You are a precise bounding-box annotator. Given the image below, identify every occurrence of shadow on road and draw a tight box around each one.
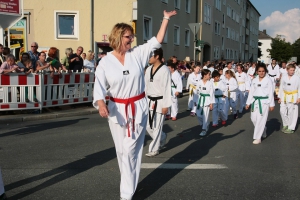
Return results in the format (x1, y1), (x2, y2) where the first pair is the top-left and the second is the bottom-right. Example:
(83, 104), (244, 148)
(133, 129), (243, 199)
(5, 147), (116, 199)
(0, 118), (89, 138)
(266, 118), (281, 137)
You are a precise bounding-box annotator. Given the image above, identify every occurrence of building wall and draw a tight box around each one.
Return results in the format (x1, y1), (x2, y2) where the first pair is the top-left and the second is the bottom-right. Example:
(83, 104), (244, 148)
(258, 39), (272, 64)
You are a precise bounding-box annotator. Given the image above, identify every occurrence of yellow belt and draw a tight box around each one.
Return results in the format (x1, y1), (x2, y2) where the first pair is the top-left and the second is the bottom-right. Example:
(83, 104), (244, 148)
(238, 82), (245, 85)
(284, 90), (298, 103)
(189, 84), (197, 96)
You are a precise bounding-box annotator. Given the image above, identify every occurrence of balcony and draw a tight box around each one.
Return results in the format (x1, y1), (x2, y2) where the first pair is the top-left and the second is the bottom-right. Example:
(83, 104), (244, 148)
(246, 12), (249, 19)
(246, 28), (249, 35)
(245, 44), (249, 51)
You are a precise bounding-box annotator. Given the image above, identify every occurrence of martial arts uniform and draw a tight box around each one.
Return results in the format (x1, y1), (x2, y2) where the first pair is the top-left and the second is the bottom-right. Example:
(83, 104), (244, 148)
(278, 74), (300, 131)
(93, 37), (161, 200)
(247, 66), (256, 80)
(267, 64), (280, 87)
(246, 76), (274, 140)
(186, 72), (201, 112)
(145, 64), (172, 154)
(194, 80), (215, 132)
(169, 70), (182, 119)
(219, 74), (226, 83)
(212, 80), (227, 125)
(279, 68), (287, 77)
(236, 72), (251, 113)
(224, 77), (238, 115)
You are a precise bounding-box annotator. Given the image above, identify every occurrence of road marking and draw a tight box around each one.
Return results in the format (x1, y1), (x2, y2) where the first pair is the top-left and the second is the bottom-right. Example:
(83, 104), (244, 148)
(141, 163), (228, 169)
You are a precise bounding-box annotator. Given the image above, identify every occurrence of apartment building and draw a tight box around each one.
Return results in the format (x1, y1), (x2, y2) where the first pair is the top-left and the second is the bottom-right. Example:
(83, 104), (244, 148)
(198, 0), (260, 62)
(2, 0), (197, 60)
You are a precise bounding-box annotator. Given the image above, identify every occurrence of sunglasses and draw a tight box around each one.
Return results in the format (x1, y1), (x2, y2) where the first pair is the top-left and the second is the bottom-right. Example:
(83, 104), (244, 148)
(123, 35), (134, 40)
(31, 46), (37, 47)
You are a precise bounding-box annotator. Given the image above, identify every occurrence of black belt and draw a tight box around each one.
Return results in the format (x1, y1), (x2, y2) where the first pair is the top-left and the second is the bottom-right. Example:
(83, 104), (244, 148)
(269, 74), (276, 77)
(148, 96), (163, 129)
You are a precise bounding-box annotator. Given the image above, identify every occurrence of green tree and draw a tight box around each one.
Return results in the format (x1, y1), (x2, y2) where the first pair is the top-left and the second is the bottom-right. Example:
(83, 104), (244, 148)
(292, 37), (300, 63)
(267, 35), (293, 62)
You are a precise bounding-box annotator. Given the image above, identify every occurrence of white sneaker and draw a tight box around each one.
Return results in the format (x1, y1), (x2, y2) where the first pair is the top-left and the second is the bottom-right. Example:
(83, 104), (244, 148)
(145, 151), (159, 157)
(120, 198), (129, 200)
(199, 130), (207, 137)
(253, 139), (261, 144)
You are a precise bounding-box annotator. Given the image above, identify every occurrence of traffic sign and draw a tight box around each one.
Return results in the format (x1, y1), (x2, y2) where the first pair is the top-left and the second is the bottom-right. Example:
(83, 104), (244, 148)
(188, 23), (202, 35)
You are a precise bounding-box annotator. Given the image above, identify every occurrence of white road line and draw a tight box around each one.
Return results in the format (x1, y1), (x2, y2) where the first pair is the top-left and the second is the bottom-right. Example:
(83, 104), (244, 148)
(141, 163), (228, 169)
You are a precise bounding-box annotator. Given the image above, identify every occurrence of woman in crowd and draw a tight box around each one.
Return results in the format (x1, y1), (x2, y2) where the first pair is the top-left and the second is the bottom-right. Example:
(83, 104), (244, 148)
(61, 48), (73, 72)
(36, 51), (52, 73)
(46, 47), (62, 78)
(83, 50), (96, 72)
(225, 70), (239, 119)
(17, 52), (30, 69)
(93, 10), (177, 200)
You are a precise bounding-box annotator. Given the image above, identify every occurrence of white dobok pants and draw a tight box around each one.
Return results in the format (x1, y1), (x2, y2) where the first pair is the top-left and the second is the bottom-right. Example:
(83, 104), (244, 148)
(280, 103), (298, 130)
(225, 94), (237, 115)
(146, 111), (167, 153)
(196, 106), (210, 131)
(238, 90), (248, 113)
(250, 103), (269, 140)
(108, 116), (146, 200)
(212, 98), (227, 125)
(169, 96), (178, 118)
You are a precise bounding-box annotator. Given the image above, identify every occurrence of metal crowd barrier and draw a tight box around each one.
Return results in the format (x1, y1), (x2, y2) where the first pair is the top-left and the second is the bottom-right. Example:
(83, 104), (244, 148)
(0, 72), (94, 113)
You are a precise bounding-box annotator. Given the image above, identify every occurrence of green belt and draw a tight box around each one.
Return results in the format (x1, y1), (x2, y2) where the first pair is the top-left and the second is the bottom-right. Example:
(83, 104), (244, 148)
(197, 93), (210, 115)
(252, 96), (268, 115)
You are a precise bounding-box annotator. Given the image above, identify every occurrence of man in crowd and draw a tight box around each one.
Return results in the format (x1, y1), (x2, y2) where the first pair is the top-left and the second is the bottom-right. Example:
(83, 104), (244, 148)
(69, 46), (84, 72)
(96, 51), (107, 66)
(28, 42), (39, 71)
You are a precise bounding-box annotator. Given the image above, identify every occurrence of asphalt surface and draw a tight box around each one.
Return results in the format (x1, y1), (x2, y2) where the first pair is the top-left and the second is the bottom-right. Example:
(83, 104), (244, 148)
(0, 95), (299, 200)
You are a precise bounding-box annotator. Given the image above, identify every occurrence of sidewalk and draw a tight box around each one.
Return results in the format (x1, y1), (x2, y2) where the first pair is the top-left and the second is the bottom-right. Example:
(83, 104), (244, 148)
(0, 103), (98, 124)
(0, 92), (189, 124)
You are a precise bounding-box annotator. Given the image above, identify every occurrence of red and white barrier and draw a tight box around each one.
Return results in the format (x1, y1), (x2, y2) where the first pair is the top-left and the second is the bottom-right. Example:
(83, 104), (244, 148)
(0, 72), (94, 112)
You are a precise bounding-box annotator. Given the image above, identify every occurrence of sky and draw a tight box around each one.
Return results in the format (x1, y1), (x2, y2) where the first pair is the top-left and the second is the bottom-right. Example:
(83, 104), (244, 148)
(250, 0), (300, 43)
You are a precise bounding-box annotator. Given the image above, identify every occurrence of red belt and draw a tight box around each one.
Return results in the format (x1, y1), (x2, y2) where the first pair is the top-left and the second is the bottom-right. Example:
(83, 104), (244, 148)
(109, 92), (145, 137)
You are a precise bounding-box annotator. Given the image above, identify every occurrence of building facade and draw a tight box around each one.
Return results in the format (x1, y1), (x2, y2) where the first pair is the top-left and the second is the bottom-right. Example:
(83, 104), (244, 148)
(6, 0), (197, 60)
(198, 0), (260, 63)
(258, 30), (272, 64)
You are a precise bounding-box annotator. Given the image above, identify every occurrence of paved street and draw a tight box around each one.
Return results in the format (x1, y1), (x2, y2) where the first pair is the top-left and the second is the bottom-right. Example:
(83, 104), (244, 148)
(0, 95), (300, 200)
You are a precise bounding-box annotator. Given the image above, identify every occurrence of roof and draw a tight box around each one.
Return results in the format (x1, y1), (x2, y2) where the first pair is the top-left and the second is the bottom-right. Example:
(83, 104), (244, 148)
(248, 0), (261, 16)
(258, 30), (272, 40)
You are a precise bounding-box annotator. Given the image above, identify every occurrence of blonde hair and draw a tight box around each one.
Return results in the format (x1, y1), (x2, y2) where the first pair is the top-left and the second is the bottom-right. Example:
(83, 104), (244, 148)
(225, 70), (236, 79)
(287, 63), (295, 69)
(86, 51), (94, 61)
(109, 23), (134, 51)
(65, 48), (73, 56)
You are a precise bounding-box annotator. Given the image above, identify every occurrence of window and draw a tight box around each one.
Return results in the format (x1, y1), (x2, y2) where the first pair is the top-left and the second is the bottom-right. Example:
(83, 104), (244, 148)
(55, 11), (79, 39)
(236, 14), (239, 23)
(242, 19), (245, 27)
(227, 6), (231, 17)
(226, 27), (230, 38)
(222, 37), (224, 50)
(223, 0), (226, 5)
(185, 0), (191, 13)
(161, 0), (168, 3)
(143, 16), (152, 40)
(214, 46), (220, 59)
(204, 3), (211, 24)
(185, 29), (190, 46)
(237, 0), (241, 4)
(222, 14), (225, 27)
(230, 49), (233, 59)
(174, 25), (180, 45)
(215, 0), (221, 11)
(214, 21), (220, 35)
(232, 10), (235, 20)
(174, 0), (180, 9)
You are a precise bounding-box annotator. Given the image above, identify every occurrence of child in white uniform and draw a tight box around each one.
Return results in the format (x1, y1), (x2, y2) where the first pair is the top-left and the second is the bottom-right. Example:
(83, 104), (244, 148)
(235, 64), (250, 113)
(194, 69), (215, 136)
(278, 64), (300, 134)
(247, 62), (256, 80)
(211, 71), (227, 126)
(246, 63), (275, 144)
(186, 65), (201, 116)
(224, 70), (239, 119)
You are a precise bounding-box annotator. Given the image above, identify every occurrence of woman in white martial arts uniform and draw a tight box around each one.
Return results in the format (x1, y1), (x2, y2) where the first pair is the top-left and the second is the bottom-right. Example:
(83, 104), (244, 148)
(194, 69), (215, 136)
(278, 64), (300, 134)
(0, 168), (6, 200)
(145, 48), (172, 157)
(224, 70), (239, 119)
(167, 62), (183, 121)
(235, 64), (250, 114)
(186, 64), (201, 116)
(246, 63), (275, 144)
(211, 71), (227, 126)
(93, 10), (177, 200)
(267, 59), (280, 88)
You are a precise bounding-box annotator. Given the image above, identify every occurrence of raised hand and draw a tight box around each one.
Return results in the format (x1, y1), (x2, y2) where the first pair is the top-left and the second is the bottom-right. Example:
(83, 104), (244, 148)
(164, 10), (177, 18)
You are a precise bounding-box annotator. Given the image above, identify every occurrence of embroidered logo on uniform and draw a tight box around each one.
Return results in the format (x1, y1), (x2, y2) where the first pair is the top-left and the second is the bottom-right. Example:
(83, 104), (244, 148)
(150, 79), (153, 82)
(123, 70), (130, 75)
(258, 84), (261, 87)
(203, 87), (206, 90)
(287, 83), (291, 86)
(226, 83), (229, 85)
